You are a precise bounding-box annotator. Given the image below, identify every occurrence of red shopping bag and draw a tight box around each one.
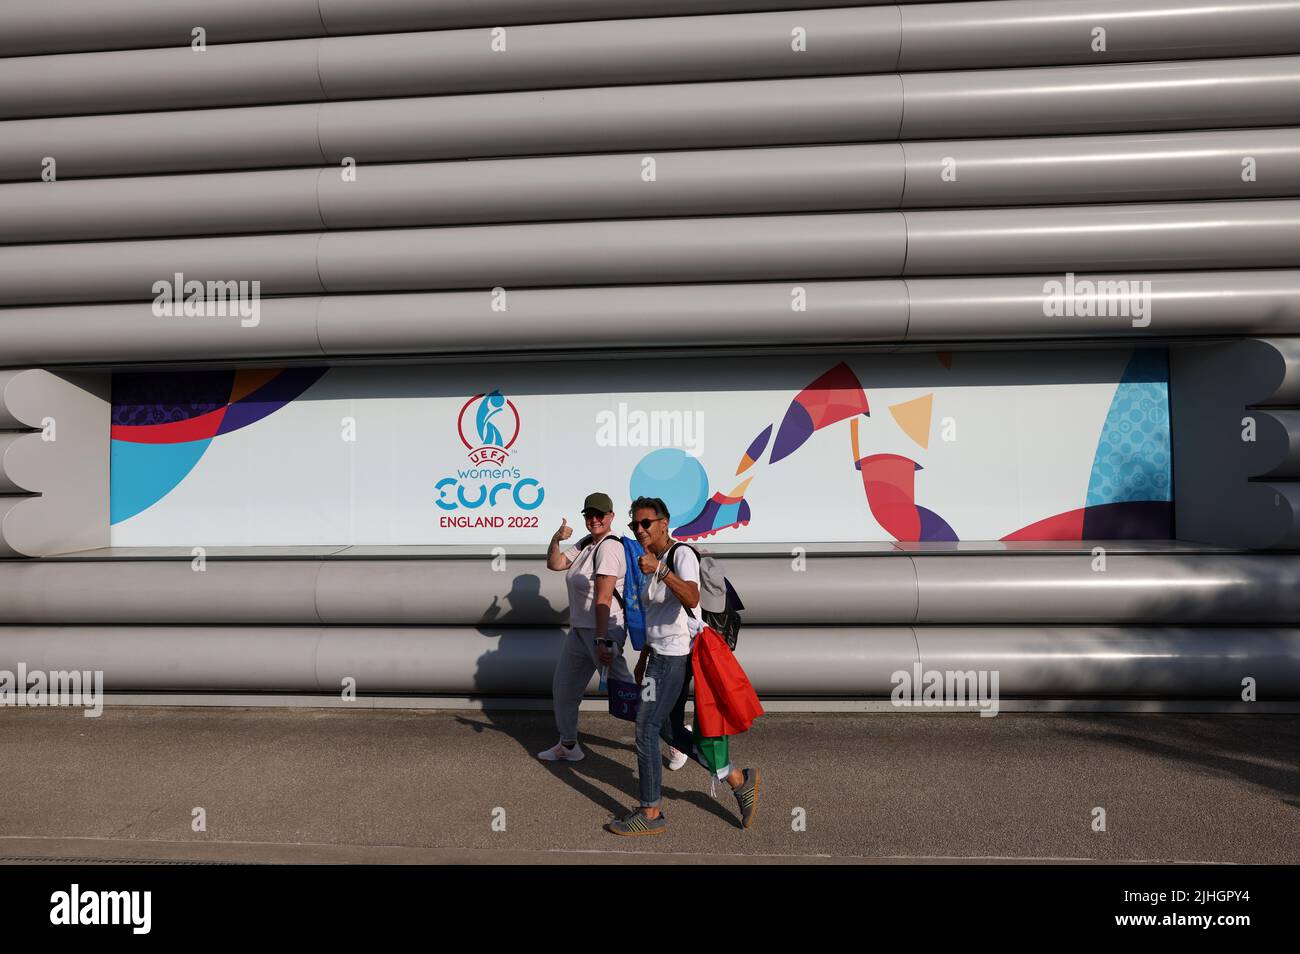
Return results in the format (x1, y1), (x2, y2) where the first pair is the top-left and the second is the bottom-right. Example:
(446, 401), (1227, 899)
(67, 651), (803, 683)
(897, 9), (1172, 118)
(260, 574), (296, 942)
(691, 626), (764, 738)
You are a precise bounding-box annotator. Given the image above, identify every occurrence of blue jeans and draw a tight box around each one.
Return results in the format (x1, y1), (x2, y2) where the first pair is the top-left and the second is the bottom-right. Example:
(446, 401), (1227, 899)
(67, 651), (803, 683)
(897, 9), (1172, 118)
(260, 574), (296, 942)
(635, 649), (702, 808)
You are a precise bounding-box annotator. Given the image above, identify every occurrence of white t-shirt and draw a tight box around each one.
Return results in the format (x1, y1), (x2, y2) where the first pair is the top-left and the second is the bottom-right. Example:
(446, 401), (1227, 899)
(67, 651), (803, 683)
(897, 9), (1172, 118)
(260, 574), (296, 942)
(563, 534), (626, 629)
(642, 543), (702, 656)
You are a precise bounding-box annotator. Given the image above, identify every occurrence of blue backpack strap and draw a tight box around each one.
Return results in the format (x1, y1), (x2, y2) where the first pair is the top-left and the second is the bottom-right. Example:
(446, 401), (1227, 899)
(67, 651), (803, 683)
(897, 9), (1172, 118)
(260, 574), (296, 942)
(620, 536), (648, 650)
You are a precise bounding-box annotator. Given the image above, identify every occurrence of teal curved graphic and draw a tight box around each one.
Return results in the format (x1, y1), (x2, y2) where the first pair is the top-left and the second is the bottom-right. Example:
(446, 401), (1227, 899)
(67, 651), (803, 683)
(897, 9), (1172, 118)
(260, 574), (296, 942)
(476, 390), (508, 446)
(110, 438), (212, 524)
(1086, 348), (1171, 507)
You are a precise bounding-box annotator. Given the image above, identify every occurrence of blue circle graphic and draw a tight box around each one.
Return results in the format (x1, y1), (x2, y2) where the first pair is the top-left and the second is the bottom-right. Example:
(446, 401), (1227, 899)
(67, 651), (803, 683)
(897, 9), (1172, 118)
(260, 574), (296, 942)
(629, 449), (710, 524)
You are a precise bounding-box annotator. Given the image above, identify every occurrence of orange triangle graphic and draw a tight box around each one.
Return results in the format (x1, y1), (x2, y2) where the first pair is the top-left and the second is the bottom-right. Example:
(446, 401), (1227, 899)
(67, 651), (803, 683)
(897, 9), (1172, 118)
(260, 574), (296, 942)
(889, 394), (934, 449)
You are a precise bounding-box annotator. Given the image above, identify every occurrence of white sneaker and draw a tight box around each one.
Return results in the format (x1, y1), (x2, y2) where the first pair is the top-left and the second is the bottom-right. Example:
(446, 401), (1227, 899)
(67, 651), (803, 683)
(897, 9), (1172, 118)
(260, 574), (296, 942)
(666, 746), (688, 771)
(537, 740), (585, 762)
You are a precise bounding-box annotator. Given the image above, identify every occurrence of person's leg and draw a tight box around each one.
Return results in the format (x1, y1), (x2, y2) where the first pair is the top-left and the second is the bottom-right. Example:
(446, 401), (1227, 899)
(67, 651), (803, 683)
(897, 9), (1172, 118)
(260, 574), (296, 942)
(661, 663), (697, 755)
(633, 652), (689, 814)
(550, 627), (596, 744)
(635, 649), (757, 825)
(658, 660), (734, 779)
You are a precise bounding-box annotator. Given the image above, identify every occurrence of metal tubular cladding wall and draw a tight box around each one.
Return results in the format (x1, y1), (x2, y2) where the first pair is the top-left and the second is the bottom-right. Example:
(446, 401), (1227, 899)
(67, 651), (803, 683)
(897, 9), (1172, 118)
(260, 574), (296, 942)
(1, 626), (1298, 698)
(0, 554), (1298, 697)
(4, 58), (1300, 181)
(7, 130), (1300, 244)
(1174, 339), (1300, 549)
(2, 555), (1300, 626)
(0, 370), (109, 558)
(3, 272), (1300, 365)
(2, 1), (1299, 703)
(3, 203), (1300, 307)
(37, 0), (1292, 63)
(5, 2), (1300, 119)
(0, 1), (912, 57)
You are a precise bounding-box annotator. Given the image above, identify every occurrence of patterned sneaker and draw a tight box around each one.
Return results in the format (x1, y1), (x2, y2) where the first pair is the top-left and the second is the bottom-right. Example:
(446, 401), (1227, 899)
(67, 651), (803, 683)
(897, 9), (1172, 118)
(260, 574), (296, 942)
(537, 740), (585, 762)
(734, 768), (761, 829)
(604, 807), (667, 836)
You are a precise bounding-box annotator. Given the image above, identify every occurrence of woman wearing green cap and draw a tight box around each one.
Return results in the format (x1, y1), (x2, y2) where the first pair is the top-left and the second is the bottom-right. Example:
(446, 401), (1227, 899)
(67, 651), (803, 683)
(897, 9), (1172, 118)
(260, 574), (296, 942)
(538, 491), (634, 762)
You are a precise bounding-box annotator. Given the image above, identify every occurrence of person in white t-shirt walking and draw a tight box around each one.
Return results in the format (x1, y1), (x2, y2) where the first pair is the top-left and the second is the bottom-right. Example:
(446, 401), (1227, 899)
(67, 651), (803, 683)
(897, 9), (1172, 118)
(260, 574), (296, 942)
(537, 491), (633, 762)
(604, 496), (760, 835)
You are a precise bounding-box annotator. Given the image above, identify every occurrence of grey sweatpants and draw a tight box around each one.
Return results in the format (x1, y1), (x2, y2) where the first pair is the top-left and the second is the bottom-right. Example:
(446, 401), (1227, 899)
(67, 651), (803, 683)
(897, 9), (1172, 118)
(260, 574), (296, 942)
(552, 624), (636, 742)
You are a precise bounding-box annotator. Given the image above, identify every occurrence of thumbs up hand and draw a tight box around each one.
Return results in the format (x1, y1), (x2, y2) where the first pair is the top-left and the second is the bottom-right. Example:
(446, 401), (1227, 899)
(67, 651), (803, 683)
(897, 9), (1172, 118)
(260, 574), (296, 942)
(556, 517), (573, 542)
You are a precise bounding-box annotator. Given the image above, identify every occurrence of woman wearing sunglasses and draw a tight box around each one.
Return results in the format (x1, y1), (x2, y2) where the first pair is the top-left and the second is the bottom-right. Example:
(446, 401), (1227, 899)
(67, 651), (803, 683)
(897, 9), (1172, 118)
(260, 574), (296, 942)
(604, 496), (760, 835)
(537, 491), (633, 762)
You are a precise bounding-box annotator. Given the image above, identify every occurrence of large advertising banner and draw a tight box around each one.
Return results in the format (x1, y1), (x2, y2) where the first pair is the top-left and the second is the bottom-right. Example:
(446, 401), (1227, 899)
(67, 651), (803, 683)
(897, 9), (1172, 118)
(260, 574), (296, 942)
(109, 348), (1172, 546)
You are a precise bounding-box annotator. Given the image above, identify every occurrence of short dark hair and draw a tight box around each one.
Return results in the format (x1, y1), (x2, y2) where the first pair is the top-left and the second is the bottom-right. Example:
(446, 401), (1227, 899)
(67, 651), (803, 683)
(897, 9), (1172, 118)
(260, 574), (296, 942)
(630, 496), (670, 521)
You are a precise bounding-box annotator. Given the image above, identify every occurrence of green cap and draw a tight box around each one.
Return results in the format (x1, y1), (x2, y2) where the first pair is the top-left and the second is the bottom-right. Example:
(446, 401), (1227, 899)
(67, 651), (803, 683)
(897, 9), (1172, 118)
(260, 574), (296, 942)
(582, 492), (614, 514)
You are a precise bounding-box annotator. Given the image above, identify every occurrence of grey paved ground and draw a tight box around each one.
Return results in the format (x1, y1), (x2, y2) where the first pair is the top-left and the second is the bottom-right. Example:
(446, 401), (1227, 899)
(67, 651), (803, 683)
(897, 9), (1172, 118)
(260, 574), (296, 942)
(0, 707), (1296, 864)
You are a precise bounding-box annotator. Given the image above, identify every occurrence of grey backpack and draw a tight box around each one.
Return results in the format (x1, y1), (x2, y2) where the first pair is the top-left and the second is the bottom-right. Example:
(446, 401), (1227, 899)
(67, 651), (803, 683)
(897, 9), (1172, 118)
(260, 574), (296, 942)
(666, 541), (744, 649)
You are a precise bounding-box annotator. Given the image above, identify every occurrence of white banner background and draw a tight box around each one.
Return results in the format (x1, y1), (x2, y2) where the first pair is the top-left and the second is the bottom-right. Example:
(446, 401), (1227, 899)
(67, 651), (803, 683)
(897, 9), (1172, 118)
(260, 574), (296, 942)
(110, 349), (1153, 545)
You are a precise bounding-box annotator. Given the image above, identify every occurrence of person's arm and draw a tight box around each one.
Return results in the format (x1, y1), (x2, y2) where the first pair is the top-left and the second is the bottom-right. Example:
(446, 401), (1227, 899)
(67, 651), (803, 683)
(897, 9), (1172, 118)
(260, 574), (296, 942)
(654, 548), (700, 610)
(591, 542), (622, 661)
(593, 574), (616, 638)
(546, 518), (575, 570)
(660, 566), (700, 610)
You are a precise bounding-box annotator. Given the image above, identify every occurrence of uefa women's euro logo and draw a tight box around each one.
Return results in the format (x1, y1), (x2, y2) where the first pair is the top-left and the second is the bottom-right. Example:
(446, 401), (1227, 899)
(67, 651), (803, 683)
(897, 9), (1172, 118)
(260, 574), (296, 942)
(437, 389), (545, 521)
(458, 389), (520, 465)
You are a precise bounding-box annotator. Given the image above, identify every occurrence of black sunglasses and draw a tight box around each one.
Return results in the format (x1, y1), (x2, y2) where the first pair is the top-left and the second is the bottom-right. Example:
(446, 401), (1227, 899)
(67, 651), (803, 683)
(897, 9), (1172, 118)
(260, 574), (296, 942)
(628, 517), (665, 530)
(581, 509), (610, 519)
